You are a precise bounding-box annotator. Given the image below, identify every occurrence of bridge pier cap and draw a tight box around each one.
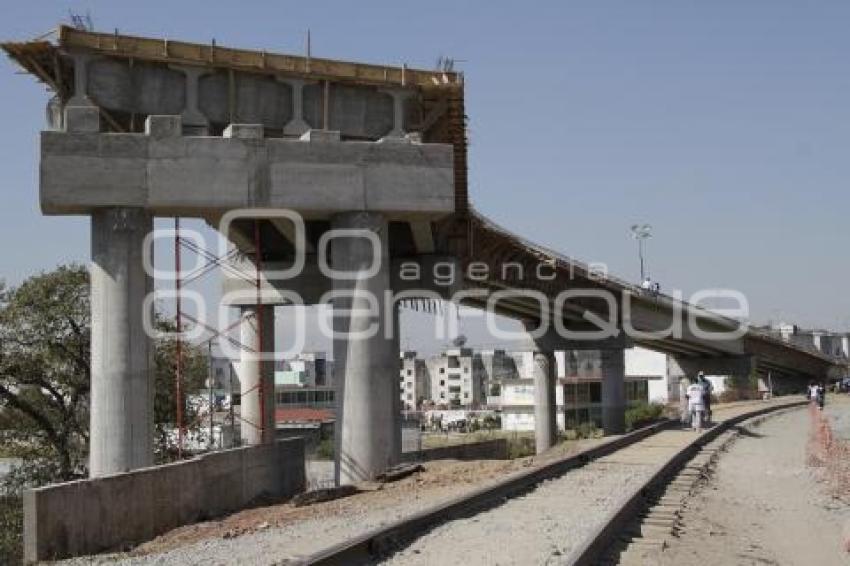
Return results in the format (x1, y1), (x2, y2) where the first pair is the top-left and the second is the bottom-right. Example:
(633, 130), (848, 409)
(40, 122), (455, 220)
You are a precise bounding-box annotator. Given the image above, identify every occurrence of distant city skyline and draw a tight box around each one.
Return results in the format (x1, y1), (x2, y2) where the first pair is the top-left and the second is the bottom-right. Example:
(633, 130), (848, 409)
(1, 1), (848, 333)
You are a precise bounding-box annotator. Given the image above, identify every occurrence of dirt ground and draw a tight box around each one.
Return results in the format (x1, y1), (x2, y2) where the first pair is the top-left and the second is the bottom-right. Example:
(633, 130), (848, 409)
(658, 401), (850, 566)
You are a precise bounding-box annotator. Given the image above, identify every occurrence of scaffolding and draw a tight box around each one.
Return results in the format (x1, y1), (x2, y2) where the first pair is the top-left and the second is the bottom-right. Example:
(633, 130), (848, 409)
(171, 217), (266, 457)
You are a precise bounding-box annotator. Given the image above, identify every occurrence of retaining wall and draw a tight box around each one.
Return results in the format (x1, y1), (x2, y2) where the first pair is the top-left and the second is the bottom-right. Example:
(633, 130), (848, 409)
(401, 438), (509, 462)
(24, 438), (305, 563)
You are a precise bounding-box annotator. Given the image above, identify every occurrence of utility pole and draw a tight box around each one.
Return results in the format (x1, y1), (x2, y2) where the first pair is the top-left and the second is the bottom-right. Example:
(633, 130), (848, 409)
(208, 341), (214, 450)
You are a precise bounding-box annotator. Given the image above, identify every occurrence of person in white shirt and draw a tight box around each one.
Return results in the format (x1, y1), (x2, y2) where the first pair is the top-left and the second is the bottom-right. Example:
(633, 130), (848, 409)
(698, 372), (713, 423)
(808, 382), (819, 403)
(686, 378), (706, 432)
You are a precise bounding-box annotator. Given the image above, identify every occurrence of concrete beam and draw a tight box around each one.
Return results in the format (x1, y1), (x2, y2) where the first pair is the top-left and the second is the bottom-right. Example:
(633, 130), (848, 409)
(409, 220), (435, 254)
(169, 65), (210, 134)
(221, 254), (462, 306)
(668, 355), (756, 380)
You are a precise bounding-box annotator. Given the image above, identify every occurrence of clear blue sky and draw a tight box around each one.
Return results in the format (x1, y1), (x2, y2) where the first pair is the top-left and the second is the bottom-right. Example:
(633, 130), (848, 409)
(1, 1), (848, 331)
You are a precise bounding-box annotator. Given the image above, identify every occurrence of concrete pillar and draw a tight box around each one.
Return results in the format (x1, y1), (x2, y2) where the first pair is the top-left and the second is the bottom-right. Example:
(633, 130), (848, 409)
(90, 207), (153, 477)
(600, 348), (626, 435)
(236, 305), (275, 445)
(533, 351), (557, 454)
(390, 303), (402, 460)
(332, 211), (398, 484)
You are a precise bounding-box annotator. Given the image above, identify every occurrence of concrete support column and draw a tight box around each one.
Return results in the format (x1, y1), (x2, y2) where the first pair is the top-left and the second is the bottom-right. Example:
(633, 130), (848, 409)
(532, 350), (557, 454)
(600, 348), (626, 435)
(90, 207), (153, 477)
(236, 305), (276, 445)
(332, 211), (398, 484)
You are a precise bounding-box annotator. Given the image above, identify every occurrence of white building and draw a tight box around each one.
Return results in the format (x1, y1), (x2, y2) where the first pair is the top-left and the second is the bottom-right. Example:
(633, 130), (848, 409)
(399, 350), (430, 410)
(625, 347), (671, 404)
(426, 348), (487, 408)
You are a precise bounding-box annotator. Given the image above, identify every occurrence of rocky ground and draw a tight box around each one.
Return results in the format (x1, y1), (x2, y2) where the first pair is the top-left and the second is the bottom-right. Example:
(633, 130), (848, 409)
(658, 399), (850, 566)
(381, 460), (654, 565)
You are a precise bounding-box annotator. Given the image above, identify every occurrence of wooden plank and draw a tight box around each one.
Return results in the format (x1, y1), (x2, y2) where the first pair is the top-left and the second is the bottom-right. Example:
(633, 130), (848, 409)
(57, 25), (455, 88)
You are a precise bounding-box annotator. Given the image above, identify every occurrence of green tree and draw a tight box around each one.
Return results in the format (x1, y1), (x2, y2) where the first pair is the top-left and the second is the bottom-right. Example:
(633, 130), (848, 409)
(153, 317), (209, 461)
(0, 265), (209, 563)
(0, 265), (90, 483)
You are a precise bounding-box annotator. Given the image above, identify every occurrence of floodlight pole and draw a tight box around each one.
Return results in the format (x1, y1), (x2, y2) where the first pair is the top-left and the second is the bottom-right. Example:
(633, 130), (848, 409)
(637, 237), (646, 281)
(631, 224), (652, 282)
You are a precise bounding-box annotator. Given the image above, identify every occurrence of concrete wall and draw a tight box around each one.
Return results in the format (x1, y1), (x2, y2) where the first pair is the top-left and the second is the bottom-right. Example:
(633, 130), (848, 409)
(24, 438), (305, 563)
(400, 438), (509, 463)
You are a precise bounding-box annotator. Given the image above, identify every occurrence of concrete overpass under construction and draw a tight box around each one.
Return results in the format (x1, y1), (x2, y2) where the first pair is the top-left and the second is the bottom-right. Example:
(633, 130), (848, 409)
(2, 25), (837, 488)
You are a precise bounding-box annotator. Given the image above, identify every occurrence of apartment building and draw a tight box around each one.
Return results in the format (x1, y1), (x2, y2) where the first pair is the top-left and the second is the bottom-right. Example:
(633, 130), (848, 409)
(399, 350), (431, 410)
(426, 348), (488, 408)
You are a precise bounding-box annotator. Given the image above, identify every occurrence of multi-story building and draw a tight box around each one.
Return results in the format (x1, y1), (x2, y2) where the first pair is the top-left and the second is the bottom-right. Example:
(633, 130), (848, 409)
(399, 350), (430, 410)
(426, 348), (487, 408)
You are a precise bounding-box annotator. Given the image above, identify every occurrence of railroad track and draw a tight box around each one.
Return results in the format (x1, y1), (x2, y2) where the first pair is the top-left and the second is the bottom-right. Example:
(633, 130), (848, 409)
(301, 399), (805, 566)
(568, 401), (805, 565)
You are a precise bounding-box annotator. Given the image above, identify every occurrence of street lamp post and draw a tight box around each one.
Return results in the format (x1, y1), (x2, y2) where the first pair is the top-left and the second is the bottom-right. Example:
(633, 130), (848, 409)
(630, 224), (652, 282)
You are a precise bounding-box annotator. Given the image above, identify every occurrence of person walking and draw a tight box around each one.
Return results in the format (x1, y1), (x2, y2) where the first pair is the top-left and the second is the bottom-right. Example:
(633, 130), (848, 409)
(816, 382), (826, 410)
(679, 375), (691, 428)
(698, 371), (713, 425)
(808, 382), (819, 404)
(686, 377), (706, 432)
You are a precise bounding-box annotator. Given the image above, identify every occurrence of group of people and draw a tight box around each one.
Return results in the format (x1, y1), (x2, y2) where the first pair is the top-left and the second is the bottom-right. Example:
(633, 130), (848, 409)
(640, 277), (661, 296)
(680, 371), (713, 432)
(808, 382), (826, 410)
